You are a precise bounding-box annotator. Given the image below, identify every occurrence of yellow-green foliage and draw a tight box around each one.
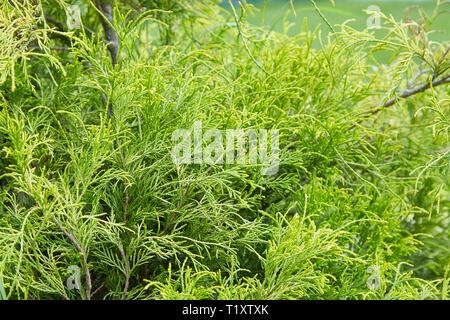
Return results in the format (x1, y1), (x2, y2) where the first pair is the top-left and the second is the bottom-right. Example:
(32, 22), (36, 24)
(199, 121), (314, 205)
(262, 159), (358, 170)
(0, 0), (448, 300)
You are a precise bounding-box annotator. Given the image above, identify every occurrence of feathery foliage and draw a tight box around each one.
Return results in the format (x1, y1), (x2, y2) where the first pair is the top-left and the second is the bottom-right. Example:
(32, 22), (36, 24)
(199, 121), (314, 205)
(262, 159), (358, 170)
(0, 0), (448, 300)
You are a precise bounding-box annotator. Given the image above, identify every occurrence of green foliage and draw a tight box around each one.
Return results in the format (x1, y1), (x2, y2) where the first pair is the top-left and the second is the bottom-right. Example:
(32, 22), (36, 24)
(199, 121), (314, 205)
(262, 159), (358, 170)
(0, 0), (448, 300)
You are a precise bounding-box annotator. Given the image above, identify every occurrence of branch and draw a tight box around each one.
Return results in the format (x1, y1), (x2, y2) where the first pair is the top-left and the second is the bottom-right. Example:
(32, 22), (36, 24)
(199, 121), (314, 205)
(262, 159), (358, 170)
(119, 246), (129, 300)
(352, 74), (450, 129)
(82, 25), (99, 38)
(51, 217), (92, 300)
(123, 192), (129, 221)
(29, 46), (71, 51)
(41, 11), (113, 117)
(45, 12), (103, 42)
(371, 74), (450, 115)
(44, 14), (64, 31)
(91, 284), (104, 298)
(94, 1), (119, 117)
(42, 15), (74, 45)
(407, 68), (432, 90)
(122, 0), (145, 13)
(94, 0), (120, 67)
(101, 93), (114, 118)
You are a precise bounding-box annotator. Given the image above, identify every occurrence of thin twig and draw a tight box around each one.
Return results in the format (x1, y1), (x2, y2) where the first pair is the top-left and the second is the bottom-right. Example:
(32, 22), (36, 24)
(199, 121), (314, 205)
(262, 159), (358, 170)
(123, 193), (129, 221)
(227, 0), (271, 77)
(119, 246), (129, 300)
(29, 46), (71, 51)
(82, 25), (99, 38)
(42, 15), (73, 45)
(91, 284), (104, 298)
(94, 0), (120, 67)
(51, 217), (92, 300)
(44, 15), (64, 30)
(372, 75), (449, 113)
(358, 44), (450, 126)
(45, 11), (102, 40)
(352, 74), (449, 129)
(407, 68), (432, 90)
(122, 0), (145, 13)
(94, 0), (119, 117)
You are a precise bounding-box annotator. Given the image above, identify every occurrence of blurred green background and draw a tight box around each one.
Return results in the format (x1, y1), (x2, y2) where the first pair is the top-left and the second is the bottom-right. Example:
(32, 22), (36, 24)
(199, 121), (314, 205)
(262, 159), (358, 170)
(221, 1), (448, 64)
(226, 0), (448, 41)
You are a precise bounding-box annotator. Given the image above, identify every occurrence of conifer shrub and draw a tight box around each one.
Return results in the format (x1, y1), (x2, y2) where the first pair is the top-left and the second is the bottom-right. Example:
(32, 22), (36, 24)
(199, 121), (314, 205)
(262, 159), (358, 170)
(0, 0), (448, 300)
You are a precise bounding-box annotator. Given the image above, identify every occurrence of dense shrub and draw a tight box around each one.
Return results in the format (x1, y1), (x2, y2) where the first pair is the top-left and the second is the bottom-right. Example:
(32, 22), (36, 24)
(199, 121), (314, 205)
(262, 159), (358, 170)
(0, 0), (448, 299)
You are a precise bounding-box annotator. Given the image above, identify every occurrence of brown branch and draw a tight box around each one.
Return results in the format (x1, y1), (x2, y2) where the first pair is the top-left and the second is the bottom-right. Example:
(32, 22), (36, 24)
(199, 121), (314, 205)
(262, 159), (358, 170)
(370, 75), (449, 115)
(438, 47), (449, 65)
(123, 192), (129, 221)
(42, 14), (74, 46)
(82, 25), (100, 39)
(119, 246), (130, 300)
(91, 284), (104, 298)
(352, 74), (450, 130)
(93, 4), (128, 299)
(44, 14), (64, 31)
(43, 9), (116, 118)
(94, 0), (119, 67)
(161, 211), (177, 234)
(94, 0), (119, 117)
(51, 217), (92, 300)
(45, 12), (103, 42)
(29, 46), (71, 51)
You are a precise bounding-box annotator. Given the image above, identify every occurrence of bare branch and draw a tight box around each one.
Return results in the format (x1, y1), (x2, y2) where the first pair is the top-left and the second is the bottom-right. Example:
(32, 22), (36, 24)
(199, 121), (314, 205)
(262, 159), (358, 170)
(352, 74), (450, 130)
(101, 93), (114, 118)
(94, 0), (120, 67)
(51, 217), (92, 300)
(91, 284), (104, 298)
(119, 246), (130, 300)
(44, 15), (64, 31)
(407, 68), (432, 90)
(123, 193), (129, 221)
(29, 46), (71, 51)
(94, 0), (120, 117)
(82, 25), (101, 40)
(372, 74), (450, 113)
